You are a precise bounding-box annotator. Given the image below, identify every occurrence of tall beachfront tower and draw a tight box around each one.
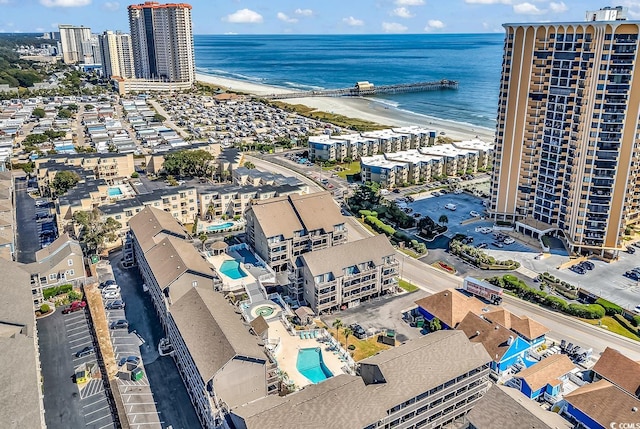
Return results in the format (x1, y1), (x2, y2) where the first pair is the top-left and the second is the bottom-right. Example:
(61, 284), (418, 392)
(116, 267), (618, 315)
(98, 31), (135, 79)
(489, 7), (640, 258)
(127, 2), (195, 83)
(58, 24), (92, 64)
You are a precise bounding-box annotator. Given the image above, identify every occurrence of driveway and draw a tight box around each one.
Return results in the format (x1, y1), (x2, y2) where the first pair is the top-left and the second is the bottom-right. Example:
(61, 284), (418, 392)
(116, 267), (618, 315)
(109, 251), (201, 429)
(14, 176), (39, 263)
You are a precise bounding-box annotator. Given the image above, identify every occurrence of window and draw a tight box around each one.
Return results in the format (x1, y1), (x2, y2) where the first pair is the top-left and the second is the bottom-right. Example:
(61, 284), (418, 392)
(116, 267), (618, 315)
(49, 273), (57, 280)
(68, 259), (74, 266)
(68, 269), (75, 276)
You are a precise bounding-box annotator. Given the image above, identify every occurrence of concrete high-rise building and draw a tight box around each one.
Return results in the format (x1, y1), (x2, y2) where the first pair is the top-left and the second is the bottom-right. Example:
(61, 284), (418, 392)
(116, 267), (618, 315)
(127, 2), (195, 83)
(99, 31), (135, 79)
(489, 7), (640, 257)
(58, 24), (92, 64)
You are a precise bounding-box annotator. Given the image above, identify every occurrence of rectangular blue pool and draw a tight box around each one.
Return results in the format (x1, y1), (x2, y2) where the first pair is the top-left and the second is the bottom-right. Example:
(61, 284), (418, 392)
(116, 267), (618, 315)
(108, 187), (123, 197)
(236, 247), (259, 265)
(296, 347), (333, 384)
(207, 222), (233, 232)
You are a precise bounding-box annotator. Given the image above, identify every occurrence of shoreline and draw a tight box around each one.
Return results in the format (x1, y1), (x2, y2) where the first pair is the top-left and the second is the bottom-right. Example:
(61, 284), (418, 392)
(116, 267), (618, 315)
(195, 72), (495, 142)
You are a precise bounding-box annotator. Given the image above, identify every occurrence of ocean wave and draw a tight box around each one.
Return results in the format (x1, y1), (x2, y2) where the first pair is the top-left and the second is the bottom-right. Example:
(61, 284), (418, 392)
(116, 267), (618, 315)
(281, 81), (325, 91)
(393, 106), (495, 131)
(196, 68), (267, 83)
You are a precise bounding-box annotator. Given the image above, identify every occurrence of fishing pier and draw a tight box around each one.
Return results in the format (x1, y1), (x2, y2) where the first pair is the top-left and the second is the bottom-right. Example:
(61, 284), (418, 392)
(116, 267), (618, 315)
(262, 79), (459, 100)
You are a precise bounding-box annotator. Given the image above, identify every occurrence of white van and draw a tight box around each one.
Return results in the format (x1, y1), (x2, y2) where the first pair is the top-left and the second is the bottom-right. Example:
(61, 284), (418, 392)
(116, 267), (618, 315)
(445, 203), (457, 211)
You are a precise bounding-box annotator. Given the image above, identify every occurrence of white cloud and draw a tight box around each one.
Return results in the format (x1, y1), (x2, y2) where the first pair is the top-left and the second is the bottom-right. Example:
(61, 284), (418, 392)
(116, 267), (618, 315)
(395, 0), (424, 5)
(513, 2), (544, 14)
(549, 1), (567, 13)
(424, 19), (445, 31)
(343, 16), (364, 26)
(294, 8), (313, 16)
(465, 0), (511, 4)
(277, 12), (298, 23)
(392, 7), (414, 18)
(382, 22), (408, 33)
(103, 1), (119, 11)
(40, 0), (91, 7)
(223, 9), (263, 24)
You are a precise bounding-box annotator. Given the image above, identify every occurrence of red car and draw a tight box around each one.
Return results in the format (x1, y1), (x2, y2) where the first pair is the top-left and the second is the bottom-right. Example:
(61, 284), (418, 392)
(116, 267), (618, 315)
(62, 300), (86, 314)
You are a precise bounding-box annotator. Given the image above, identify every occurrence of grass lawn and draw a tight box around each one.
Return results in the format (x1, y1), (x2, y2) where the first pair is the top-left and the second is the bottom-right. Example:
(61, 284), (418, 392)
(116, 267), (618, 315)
(322, 161), (361, 179)
(581, 316), (640, 341)
(398, 279), (419, 293)
(327, 327), (392, 361)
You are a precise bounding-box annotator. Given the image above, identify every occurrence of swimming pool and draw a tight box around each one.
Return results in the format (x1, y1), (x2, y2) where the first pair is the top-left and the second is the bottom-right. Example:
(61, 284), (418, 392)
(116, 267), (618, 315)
(108, 187), (123, 197)
(236, 247), (259, 265)
(207, 222), (234, 232)
(219, 260), (247, 280)
(296, 347), (333, 384)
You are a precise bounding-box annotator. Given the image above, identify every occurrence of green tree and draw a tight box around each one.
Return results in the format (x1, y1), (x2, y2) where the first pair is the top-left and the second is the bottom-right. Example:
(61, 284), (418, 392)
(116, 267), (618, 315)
(153, 113), (166, 122)
(332, 319), (343, 345)
(342, 326), (353, 351)
(52, 171), (80, 196)
(40, 303), (50, 313)
(429, 318), (442, 332)
(438, 214), (449, 226)
(32, 107), (45, 118)
(199, 233), (208, 250)
(57, 108), (72, 119)
(131, 172), (140, 178)
(72, 209), (122, 253)
(244, 161), (256, 169)
(84, 104), (95, 111)
(163, 149), (214, 178)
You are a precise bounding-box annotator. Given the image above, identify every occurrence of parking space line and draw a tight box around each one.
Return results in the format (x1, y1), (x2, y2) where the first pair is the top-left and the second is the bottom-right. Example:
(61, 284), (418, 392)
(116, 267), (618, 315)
(84, 405), (110, 416)
(66, 325), (88, 333)
(70, 340), (93, 348)
(85, 414), (113, 426)
(65, 320), (88, 329)
(69, 334), (91, 342)
(97, 424), (115, 429)
(83, 397), (107, 408)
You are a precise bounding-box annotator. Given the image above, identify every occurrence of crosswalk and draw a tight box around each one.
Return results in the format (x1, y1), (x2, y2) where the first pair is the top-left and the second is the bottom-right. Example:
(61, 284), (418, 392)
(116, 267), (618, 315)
(80, 379), (104, 400)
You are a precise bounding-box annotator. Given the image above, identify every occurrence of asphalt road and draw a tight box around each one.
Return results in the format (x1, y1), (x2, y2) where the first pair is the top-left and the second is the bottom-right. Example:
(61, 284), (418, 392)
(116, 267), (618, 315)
(109, 251), (201, 429)
(14, 176), (39, 263)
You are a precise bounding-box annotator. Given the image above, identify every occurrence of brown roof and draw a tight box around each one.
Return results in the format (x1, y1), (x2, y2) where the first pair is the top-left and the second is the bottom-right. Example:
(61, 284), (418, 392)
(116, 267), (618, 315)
(249, 315), (269, 337)
(128, 206), (188, 252)
(515, 354), (575, 392)
(565, 380), (640, 428)
(144, 236), (215, 292)
(248, 196), (303, 239)
(592, 347), (640, 396)
(170, 287), (266, 384)
(466, 384), (572, 429)
(231, 330), (492, 429)
(484, 308), (549, 341)
(210, 240), (228, 250)
(456, 312), (515, 362)
(415, 289), (488, 328)
(289, 192), (345, 234)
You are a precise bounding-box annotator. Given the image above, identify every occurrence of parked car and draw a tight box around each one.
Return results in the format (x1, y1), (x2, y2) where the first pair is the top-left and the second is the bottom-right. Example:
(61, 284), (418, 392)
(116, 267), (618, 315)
(633, 305), (640, 315)
(350, 324), (367, 339)
(628, 247), (636, 254)
(504, 237), (515, 245)
(118, 355), (140, 366)
(581, 261), (595, 270)
(444, 203), (457, 211)
(62, 300), (86, 314)
(106, 300), (125, 310)
(102, 285), (120, 295)
(570, 265), (586, 274)
(431, 191), (441, 197)
(75, 346), (94, 358)
(476, 243), (488, 249)
(469, 211), (480, 217)
(99, 279), (117, 289)
(110, 319), (129, 330)
(491, 242), (504, 248)
(103, 291), (121, 300)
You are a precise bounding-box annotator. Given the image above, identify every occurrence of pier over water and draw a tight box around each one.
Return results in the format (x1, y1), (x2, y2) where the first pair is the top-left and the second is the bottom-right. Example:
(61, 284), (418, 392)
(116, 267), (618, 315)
(262, 79), (459, 100)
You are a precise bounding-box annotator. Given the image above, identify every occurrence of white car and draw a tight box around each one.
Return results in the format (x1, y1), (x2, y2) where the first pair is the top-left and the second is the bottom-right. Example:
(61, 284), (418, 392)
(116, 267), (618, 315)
(102, 285), (120, 295)
(103, 291), (121, 300)
(633, 305), (640, 315)
(454, 189), (463, 194)
(444, 203), (457, 211)
(469, 210), (480, 217)
(432, 191), (441, 197)
(504, 237), (515, 245)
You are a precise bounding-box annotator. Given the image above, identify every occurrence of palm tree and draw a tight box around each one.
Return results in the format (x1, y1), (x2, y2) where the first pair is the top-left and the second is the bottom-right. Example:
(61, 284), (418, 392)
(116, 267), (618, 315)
(342, 326), (353, 351)
(438, 214), (449, 226)
(198, 233), (208, 251)
(332, 319), (343, 345)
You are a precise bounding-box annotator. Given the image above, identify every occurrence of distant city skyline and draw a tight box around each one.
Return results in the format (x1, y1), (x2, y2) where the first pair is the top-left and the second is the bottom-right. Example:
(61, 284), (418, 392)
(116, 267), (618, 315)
(0, 0), (637, 35)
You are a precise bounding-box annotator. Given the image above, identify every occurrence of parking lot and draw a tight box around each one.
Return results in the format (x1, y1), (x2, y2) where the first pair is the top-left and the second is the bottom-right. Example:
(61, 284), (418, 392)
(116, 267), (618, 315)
(38, 306), (116, 429)
(321, 290), (429, 343)
(100, 251), (201, 428)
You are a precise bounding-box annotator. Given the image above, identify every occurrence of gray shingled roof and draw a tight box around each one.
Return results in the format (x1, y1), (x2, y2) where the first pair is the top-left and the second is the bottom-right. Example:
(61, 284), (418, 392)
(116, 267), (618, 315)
(232, 330), (491, 429)
(466, 384), (572, 429)
(300, 234), (394, 278)
(170, 287), (266, 382)
(0, 259), (44, 429)
(33, 233), (82, 268)
(128, 206), (188, 252)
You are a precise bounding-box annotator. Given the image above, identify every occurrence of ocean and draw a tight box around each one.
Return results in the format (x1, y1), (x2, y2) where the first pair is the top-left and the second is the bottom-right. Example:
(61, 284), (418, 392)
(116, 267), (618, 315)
(194, 34), (505, 130)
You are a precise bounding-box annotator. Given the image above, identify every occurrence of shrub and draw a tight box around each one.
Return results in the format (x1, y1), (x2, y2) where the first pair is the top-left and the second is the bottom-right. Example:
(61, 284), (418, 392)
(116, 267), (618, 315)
(567, 303), (605, 319)
(633, 315), (640, 327)
(595, 298), (623, 316)
(42, 284), (74, 300)
(131, 172), (140, 178)
(544, 295), (568, 311)
(40, 303), (50, 313)
(347, 344), (356, 350)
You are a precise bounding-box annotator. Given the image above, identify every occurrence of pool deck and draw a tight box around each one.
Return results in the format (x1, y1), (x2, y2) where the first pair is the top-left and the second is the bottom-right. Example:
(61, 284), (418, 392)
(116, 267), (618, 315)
(269, 320), (348, 389)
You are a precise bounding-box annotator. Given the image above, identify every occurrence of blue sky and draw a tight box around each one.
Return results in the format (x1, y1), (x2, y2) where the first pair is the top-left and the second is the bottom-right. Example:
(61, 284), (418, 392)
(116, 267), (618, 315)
(0, 0), (638, 34)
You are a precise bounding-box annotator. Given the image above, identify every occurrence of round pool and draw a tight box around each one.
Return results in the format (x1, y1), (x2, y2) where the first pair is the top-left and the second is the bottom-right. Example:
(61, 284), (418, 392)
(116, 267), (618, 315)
(249, 302), (281, 320)
(255, 306), (274, 317)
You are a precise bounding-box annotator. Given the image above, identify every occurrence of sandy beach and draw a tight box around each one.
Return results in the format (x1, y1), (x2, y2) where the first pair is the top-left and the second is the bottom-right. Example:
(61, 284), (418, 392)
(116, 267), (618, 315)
(196, 73), (495, 142)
